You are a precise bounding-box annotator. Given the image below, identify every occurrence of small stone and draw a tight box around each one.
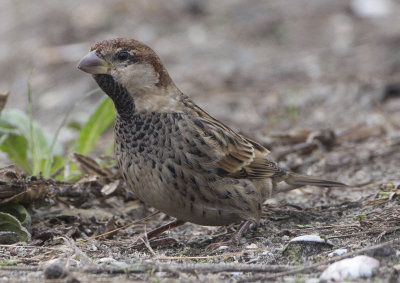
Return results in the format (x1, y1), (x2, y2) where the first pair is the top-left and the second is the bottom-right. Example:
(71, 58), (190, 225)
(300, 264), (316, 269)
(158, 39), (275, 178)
(97, 257), (115, 264)
(112, 261), (129, 268)
(262, 251), (273, 256)
(155, 272), (168, 278)
(97, 257), (129, 268)
(218, 245), (229, 251)
(234, 254), (242, 261)
(320, 255), (379, 281)
(328, 248), (348, 257)
(246, 243), (258, 249)
(44, 262), (68, 279)
(230, 272), (243, 276)
(284, 235), (333, 261)
(290, 235), (333, 245)
(350, 0), (392, 18)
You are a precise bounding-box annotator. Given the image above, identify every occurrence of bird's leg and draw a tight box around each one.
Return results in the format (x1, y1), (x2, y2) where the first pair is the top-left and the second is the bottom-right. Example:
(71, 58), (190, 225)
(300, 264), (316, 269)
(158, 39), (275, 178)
(132, 219), (185, 249)
(206, 220), (251, 252)
(146, 219), (186, 240)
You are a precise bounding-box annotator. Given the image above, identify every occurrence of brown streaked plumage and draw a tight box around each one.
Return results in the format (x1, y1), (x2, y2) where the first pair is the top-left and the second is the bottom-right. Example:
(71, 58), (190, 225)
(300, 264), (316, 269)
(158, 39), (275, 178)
(77, 38), (345, 245)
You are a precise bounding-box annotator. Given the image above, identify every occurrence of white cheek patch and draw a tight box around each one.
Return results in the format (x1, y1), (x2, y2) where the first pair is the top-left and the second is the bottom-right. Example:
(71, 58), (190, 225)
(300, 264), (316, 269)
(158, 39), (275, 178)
(111, 63), (183, 113)
(112, 63), (160, 93)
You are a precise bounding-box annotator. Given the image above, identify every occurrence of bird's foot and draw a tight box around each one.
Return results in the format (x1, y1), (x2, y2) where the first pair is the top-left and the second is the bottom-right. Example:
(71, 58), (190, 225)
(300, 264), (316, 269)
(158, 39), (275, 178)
(205, 220), (251, 252)
(130, 219), (185, 250)
(205, 234), (243, 252)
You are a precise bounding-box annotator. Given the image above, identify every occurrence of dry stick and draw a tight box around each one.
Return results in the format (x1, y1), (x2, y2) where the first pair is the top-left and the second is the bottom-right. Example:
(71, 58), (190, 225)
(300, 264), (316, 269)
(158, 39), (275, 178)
(157, 248), (268, 260)
(0, 262), (290, 275)
(77, 211), (160, 243)
(0, 244), (61, 251)
(0, 266), (40, 272)
(3, 238), (399, 277)
(84, 262), (291, 275)
(326, 229), (384, 240)
(239, 237), (400, 282)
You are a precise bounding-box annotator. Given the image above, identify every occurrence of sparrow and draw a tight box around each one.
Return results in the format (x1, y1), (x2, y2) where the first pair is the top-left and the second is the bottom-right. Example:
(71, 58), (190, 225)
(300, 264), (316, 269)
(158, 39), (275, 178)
(77, 38), (345, 247)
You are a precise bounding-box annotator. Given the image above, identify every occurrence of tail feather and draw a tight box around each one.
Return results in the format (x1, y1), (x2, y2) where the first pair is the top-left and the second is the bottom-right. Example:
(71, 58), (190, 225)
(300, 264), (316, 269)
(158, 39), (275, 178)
(285, 172), (346, 187)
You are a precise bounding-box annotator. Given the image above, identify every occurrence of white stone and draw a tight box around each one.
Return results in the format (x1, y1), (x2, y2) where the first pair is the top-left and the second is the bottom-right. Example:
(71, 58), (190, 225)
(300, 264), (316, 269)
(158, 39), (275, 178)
(246, 243), (258, 249)
(320, 255), (379, 281)
(217, 245), (229, 251)
(97, 257), (129, 268)
(350, 0), (392, 17)
(290, 235), (333, 245)
(328, 248), (348, 257)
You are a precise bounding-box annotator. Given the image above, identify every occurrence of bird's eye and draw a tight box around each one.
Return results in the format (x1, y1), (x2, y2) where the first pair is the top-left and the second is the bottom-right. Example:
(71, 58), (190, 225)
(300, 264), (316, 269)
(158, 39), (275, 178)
(116, 50), (130, 61)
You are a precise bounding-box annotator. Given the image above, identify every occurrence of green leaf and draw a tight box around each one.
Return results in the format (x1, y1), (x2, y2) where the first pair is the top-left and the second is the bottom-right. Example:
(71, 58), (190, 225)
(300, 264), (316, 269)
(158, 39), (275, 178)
(0, 211), (31, 243)
(0, 133), (30, 173)
(0, 260), (17, 266)
(0, 109), (63, 177)
(74, 97), (115, 155)
(0, 203), (31, 228)
(49, 155), (64, 174)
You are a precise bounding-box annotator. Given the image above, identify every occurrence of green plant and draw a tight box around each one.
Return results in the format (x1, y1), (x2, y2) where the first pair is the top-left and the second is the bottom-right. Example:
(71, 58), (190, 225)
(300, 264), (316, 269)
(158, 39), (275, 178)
(65, 95), (116, 180)
(73, 96), (115, 155)
(0, 83), (116, 243)
(0, 84), (115, 179)
(0, 203), (31, 243)
(0, 109), (63, 177)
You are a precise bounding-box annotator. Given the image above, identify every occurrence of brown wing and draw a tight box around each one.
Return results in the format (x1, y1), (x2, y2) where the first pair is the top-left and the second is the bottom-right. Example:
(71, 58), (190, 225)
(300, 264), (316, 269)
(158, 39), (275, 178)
(191, 114), (284, 180)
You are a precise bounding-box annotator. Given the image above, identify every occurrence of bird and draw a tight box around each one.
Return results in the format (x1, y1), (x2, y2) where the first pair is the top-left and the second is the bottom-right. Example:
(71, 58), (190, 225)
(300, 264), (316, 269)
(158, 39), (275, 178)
(77, 38), (345, 248)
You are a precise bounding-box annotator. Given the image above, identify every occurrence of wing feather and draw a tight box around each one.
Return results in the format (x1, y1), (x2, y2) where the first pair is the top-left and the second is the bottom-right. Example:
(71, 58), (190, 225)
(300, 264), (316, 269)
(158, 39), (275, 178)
(191, 114), (282, 180)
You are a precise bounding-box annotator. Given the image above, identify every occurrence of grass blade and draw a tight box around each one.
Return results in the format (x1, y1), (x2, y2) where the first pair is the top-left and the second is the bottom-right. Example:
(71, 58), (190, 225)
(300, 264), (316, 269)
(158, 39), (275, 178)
(43, 88), (101, 176)
(0, 133), (30, 173)
(74, 96), (115, 155)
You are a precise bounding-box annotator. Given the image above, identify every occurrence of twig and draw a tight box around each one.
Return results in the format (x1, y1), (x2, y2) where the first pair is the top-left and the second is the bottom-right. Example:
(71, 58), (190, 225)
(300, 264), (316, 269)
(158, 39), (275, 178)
(157, 248), (268, 260)
(77, 211), (160, 243)
(326, 229), (383, 239)
(84, 262), (291, 274)
(239, 237), (400, 282)
(0, 244), (61, 251)
(0, 261), (290, 275)
(0, 266), (40, 272)
(3, 238), (399, 279)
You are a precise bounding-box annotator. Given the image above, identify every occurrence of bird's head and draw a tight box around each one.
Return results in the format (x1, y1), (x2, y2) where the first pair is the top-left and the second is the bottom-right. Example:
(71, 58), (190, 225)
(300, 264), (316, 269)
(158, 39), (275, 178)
(78, 38), (180, 113)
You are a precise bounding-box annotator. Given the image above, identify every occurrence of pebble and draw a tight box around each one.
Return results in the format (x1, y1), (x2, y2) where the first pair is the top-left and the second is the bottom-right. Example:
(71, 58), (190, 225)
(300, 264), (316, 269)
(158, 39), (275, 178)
(97, 257), (129, 268)
(350, 0), (392, 18)
(230, 272), (243, 276)
(217, 245), (229, 251)
(44, 261), (68, 279)
(289, 235), (333, 245)
(245, 243), (258, 250)
(284, 234), (333, 259)
(328, 248), (348, 257)
(262, 251), (273, 256)
(320, 255), (379, 281)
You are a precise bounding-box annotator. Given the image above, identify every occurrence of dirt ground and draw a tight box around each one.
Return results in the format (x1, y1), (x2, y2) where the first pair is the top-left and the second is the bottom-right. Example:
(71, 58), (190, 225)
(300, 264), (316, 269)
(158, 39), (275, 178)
(1, 0), (400, 282)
